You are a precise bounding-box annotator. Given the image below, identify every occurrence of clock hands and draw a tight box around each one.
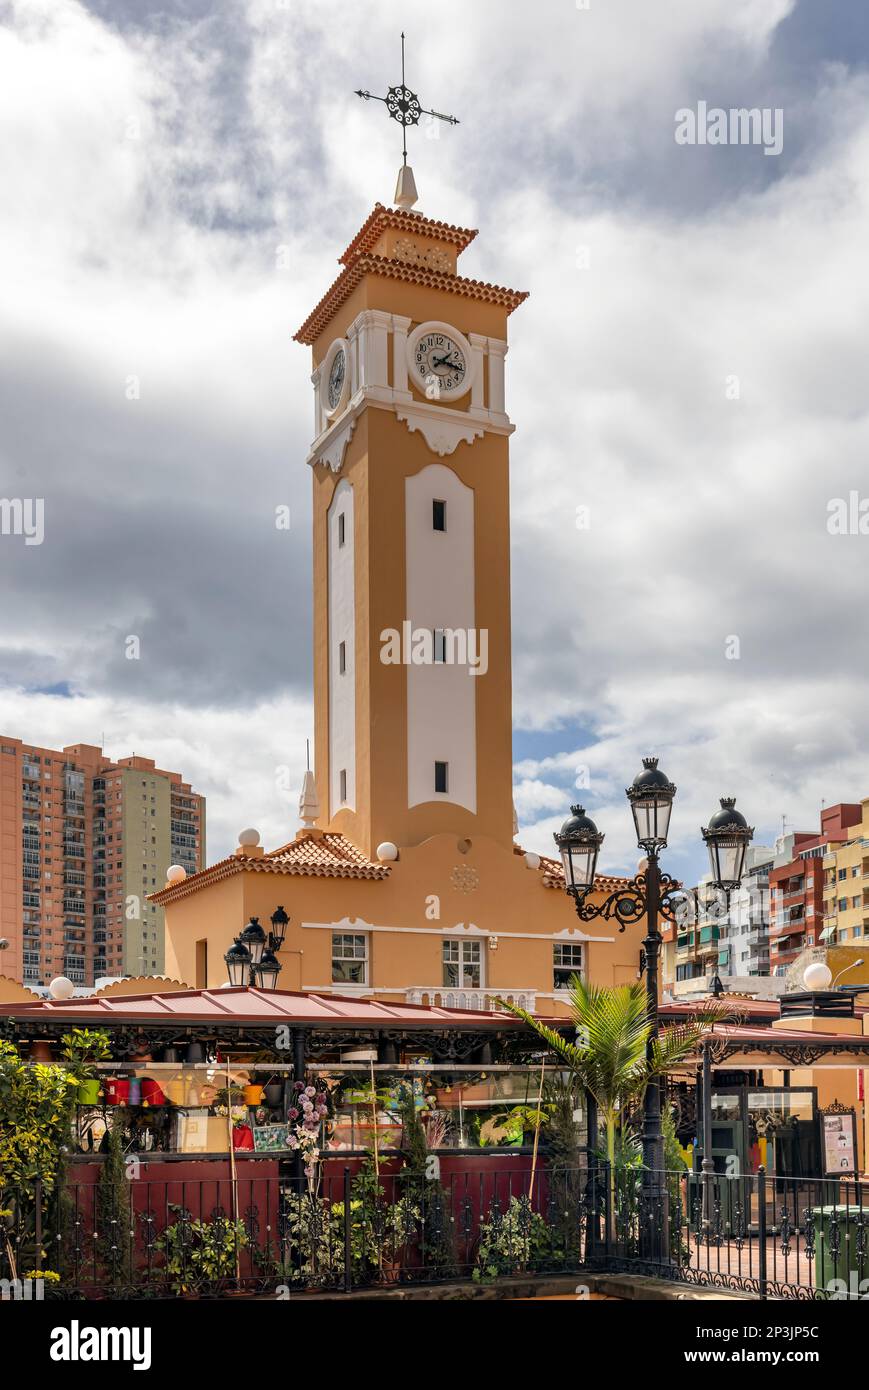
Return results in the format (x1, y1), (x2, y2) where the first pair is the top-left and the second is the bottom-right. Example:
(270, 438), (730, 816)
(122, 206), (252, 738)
(432, 352), (464, 372)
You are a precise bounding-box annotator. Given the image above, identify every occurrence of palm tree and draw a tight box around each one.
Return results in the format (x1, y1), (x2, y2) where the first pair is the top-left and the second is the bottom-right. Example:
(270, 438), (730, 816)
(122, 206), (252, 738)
(500, 978), (724, 1182)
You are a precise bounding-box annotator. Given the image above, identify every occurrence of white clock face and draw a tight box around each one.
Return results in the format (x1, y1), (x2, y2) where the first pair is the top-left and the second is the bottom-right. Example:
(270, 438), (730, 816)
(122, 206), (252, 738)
(327, 348), (346, 411)
(411, 329), (468, 398)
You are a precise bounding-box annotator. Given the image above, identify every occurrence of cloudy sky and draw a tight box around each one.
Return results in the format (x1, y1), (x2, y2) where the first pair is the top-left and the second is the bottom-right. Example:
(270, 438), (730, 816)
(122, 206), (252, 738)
(2, 0), (869, 885)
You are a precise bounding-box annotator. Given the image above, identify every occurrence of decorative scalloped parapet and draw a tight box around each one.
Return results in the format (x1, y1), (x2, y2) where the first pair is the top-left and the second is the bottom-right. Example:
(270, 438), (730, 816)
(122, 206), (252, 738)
(395, 403), (485, 457)
(94, 975), (189, 997)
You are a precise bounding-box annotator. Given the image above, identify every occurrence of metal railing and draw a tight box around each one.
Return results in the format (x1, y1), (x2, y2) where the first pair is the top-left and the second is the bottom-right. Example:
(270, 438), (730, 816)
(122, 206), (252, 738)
(3, 1163), (866, 1299)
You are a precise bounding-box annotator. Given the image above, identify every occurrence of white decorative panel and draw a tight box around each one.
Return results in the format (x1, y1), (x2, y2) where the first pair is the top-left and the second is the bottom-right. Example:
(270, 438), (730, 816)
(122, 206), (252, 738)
(328, 479), (355, 815)
(405, 464), (477, 813)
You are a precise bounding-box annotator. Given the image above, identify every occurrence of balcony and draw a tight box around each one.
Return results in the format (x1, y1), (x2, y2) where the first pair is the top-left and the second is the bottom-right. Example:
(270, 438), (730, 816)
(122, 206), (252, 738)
(778, 885), (806, 904)
(405, 987), (537, 1012)
(746, 931), (769, 948)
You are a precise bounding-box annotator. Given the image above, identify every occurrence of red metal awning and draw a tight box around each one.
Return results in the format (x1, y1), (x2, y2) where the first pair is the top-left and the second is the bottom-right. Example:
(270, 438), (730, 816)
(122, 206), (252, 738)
(0, 985), (533, 1030)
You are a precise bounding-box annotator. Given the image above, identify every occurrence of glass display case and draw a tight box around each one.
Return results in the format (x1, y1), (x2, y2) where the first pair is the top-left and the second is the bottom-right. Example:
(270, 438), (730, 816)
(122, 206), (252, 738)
(70, 1061), (575, 1157)
(314, 1066), (574, 1152)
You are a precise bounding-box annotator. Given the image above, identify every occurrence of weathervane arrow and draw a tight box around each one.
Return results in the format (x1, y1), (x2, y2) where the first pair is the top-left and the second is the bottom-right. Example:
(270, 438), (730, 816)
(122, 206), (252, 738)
(355, 32), (459, 208)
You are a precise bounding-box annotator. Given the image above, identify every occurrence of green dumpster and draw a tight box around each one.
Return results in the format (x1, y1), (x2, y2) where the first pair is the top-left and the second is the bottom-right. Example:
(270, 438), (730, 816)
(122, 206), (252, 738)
(812, 1205), (867, 1296)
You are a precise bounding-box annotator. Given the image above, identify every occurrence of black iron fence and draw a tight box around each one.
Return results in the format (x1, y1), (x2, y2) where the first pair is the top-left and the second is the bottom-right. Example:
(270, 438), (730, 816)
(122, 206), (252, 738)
(590, 1163), (869, 1300)
(2, 1162), (867, 1298)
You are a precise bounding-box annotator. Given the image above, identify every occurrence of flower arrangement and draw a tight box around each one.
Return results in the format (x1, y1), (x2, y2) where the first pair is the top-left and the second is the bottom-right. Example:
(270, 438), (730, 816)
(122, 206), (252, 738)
(287, 1082), (330, 1189)
(214, 1103), (248, 1125)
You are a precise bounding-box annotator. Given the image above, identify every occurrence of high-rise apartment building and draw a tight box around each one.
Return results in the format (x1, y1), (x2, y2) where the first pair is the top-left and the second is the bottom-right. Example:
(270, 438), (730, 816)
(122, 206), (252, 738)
(768, 803), (861, 974)
(0, 740), (205, 987)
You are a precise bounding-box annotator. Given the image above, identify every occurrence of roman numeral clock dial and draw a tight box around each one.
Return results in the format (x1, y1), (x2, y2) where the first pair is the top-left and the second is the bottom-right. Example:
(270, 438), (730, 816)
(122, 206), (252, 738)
(321, 338), (350, 420)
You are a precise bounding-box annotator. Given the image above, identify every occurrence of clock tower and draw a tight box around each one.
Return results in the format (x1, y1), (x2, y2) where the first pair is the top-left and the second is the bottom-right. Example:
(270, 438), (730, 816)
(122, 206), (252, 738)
(294, 196), (528, 861)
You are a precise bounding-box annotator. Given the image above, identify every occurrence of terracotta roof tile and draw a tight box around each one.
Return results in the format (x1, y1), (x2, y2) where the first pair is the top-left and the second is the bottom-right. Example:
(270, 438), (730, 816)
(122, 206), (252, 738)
(338, 204), (478, 265)
(149, 832), (389, 905)
(294, 253), (528, 345)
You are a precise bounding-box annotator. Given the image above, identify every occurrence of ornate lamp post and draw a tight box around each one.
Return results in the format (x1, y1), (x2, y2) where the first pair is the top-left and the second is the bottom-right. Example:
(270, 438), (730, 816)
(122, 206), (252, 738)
(555, 758), (753, 1263)
(223, 911), (290, 991)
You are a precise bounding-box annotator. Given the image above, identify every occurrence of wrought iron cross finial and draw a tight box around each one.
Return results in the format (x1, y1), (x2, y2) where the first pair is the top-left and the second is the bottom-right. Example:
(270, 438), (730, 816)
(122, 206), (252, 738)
(355, 31), (459, 166)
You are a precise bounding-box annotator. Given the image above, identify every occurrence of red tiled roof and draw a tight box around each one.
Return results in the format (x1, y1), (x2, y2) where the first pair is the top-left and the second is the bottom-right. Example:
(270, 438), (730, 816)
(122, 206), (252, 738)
(1, 985), (528, 1030)
(149, 832), (389, 905)
(338, 204), (478, 265)
(294, 253), (528, 345)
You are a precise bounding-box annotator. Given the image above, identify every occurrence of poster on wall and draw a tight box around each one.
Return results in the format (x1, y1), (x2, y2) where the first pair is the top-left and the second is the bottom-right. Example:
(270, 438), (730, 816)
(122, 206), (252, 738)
(822, 1107), (857, 1176)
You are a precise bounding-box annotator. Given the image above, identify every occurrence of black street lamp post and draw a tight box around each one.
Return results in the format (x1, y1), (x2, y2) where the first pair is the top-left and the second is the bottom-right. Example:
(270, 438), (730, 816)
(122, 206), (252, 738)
(223, 907), (290, 990)
(555, 758), (753, 1265)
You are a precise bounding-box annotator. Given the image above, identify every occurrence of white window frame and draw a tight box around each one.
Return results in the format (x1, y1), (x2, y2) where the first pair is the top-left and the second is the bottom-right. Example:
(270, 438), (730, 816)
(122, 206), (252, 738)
(442, 938), (483, 989)
(331, 931), (368, 986)
(553, 942), (584, 990)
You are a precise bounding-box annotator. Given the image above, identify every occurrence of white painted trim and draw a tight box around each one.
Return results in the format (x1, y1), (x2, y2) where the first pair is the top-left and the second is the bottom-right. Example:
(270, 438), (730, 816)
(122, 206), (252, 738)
(311, 411), (357, 473)
(299, 919), (613, 944)
(406, 464), (476, 815)
(391, 314), (412, 396)
(396, 402), (486, 457)
(486, 338), (508, 421)
(311, 366), (323, 438)
(307, 391), (512, 469)
(328, 481), (355, 816)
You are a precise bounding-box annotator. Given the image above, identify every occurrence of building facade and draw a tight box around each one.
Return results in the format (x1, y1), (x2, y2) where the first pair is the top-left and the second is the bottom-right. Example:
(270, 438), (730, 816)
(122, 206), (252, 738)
(0, 739), (205, 987)
(821, 797), (869, 953)
(154, 191), (643, 1010)
(769, 804), (861, 975)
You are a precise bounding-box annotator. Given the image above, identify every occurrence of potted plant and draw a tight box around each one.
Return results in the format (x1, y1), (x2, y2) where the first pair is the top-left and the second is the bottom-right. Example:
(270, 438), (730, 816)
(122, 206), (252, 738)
(60, 1028), (111, 1104)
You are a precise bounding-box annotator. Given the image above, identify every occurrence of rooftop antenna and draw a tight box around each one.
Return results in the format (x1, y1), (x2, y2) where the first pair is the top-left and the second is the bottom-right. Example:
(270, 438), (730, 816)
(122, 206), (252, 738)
(355, 32), (460, 211)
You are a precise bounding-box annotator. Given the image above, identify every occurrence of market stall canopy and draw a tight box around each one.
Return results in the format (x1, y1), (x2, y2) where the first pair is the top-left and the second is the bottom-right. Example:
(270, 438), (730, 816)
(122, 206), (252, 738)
(0, 984), (539, 1031)
(679, 1020), (869, 1068)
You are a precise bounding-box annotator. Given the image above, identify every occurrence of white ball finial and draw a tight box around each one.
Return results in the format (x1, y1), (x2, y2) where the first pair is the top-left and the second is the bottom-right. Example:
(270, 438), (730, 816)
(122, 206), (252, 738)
(803, 961), (832, 991)
(238, 828), (261, 848)
(524, 852), (541, 870)
(49, 975), (75, 999)
(166, 864), (186, 883)
(376, 841), (398, 863)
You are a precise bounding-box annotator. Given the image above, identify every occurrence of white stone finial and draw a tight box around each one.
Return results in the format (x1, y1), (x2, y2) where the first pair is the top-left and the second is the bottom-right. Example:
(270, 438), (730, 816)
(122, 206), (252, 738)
(299, 769), (320, 829)
(394, 163), (419, 212)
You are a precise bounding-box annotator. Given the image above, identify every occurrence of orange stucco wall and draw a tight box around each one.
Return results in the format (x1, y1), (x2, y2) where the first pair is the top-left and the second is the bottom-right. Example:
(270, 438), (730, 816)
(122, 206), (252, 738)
(163, 834), (642, 1018)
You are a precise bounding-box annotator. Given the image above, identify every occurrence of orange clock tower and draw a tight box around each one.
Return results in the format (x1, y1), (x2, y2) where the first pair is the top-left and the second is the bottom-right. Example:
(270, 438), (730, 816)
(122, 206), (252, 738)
(294, 196), (528, 861)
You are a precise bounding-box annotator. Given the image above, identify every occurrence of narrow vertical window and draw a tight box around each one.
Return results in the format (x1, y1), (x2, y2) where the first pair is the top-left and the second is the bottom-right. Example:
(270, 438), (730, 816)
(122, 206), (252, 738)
(338, 513), (346, 546)
(432, 499), (446, 532)
(434, 761), (448, 794)
(339, 640), (346, 674)
(339, 769), (347, 803)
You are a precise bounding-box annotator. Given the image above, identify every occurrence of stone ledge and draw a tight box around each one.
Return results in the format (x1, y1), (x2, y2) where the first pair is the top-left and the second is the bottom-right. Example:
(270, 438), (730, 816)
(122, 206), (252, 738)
(260, 1271), (751, 1301)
